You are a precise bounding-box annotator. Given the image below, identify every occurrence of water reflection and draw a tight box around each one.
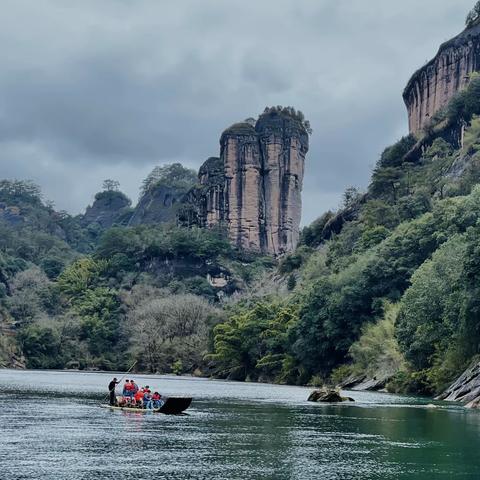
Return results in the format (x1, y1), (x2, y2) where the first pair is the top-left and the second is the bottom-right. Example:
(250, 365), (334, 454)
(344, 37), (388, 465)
(1, 370), (480, 479)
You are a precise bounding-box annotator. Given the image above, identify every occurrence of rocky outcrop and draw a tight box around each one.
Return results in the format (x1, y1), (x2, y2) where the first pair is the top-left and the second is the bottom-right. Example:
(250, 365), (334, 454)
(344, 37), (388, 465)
(0, 203), (23, 226)
(186, 108), (309, 256)
(337, 373), (391, 392)
(404, 23), (480, 135)
(307, 388), (354, 403)
(437, 360), (480, 408)
(197, 156), (226, 228)
(129, 184), (187, 226)
(82, 191), (131, 229)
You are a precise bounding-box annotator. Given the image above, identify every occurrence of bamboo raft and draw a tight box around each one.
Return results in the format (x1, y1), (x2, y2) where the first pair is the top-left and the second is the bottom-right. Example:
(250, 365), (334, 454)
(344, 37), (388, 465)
(101, 397), (192, 415)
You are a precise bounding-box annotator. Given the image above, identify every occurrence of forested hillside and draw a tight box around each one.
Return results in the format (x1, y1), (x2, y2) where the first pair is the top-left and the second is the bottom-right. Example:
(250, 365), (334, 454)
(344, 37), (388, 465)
(0, 167), (274, 372)
(208, 75), (480, 395)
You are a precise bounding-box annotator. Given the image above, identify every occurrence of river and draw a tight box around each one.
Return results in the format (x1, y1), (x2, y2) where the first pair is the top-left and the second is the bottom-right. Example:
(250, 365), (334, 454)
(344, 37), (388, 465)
(1, 369), (479, 479)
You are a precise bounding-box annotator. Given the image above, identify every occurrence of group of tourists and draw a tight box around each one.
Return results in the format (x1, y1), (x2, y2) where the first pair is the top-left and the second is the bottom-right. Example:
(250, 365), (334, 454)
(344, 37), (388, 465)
(108, 378), (165, 410)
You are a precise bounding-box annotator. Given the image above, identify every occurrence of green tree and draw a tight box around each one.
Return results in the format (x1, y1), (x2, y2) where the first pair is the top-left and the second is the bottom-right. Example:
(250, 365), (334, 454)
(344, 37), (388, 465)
(348, 302), (404, 378)
(57, 257), (109, 298)
(466, 1), (480, 27)
(396, 236), (467, 371)
(18, 324), (63, 369)
(377, 135), (416, 169)
(102, 179), (120, 192)
(208, 300), (299, 382)
(0, 180), (43, 205)
(342, 186), (362, 209)
(370, 167), (403, 203)
(300, 211), (335, 247)
(141, 163), (197, 195)
(287, 274), (296, 291)
(76, 287), (121, 356)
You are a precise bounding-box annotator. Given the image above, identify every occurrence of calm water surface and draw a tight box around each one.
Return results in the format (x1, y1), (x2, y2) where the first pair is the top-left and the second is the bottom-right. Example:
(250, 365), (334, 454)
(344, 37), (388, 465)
(1, 369), (479, 479)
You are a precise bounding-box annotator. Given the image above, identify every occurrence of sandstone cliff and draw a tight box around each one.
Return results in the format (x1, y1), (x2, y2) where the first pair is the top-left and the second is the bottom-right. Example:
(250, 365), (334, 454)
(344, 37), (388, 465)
(220, 122), (264, 251)
(256, 109), (308, 255)
(184, 108), (309, 256)
(404, 23), (480, 135)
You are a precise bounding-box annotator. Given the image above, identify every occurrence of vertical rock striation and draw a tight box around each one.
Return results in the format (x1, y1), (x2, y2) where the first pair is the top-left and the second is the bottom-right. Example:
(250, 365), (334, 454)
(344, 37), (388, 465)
(186, 108), (309, 256)
(197, 156), (226, 228)
(256, 110), (308, 255)
(220, 122), (263, 251)
(404, 23), (480, 135)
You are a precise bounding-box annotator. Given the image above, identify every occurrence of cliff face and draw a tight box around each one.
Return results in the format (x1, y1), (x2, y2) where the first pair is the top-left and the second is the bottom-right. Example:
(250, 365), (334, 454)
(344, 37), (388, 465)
(188, 109), (309, 256)
(197, 156), (226, 228)
(220, 123), (264, 251)
(404, 23), (480, 135)
(128, 184), (187, 226)
(256, 112), (308, 255)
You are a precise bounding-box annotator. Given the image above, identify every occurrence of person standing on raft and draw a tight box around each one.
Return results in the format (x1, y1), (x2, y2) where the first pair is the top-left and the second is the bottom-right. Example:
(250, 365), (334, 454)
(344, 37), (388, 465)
(108, 378), (119, 406)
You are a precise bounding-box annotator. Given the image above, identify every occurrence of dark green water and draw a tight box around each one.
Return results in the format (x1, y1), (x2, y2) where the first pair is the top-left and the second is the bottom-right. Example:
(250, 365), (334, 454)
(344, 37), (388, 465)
(0, 370), (479, 479)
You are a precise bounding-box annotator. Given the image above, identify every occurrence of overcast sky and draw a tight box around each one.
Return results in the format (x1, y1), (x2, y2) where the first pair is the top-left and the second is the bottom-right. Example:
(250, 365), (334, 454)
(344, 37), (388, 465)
(0, 0), (474, 224)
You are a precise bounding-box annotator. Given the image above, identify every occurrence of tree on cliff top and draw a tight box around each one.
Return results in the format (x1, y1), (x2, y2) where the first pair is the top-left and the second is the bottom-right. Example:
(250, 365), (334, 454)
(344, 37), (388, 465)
(102, 179), (120, 192)
(262, 106), (312, 134)
(466, 1), (480, 28)
(94, 179), (131, 205)
(141, 163), (197, 196)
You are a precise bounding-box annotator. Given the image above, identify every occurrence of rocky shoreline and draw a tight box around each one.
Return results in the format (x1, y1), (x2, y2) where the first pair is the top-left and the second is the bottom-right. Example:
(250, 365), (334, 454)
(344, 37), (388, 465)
(436, 360), (480, 408)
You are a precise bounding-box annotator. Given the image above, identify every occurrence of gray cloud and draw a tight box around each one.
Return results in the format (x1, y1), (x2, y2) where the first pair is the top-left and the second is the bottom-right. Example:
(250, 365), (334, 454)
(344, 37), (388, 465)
(0, 0), (474, 222)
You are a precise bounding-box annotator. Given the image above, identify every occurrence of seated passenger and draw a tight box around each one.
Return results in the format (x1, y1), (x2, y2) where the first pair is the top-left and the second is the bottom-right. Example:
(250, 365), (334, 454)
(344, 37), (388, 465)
(152, 392), (163, 408)
(127, 380), (135, 398)
(130, 380), (139, 394)
(134, 388), (145, 407)
(143, 390), (153, 410)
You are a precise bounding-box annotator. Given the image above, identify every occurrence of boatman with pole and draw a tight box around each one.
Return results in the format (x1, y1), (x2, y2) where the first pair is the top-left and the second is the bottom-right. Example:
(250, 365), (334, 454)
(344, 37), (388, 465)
(108, 378), (120, 406)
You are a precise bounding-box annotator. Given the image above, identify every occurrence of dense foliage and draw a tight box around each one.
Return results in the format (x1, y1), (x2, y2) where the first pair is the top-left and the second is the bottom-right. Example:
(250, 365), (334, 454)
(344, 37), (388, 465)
(207, 300), (302, 383)
(466, 1), (480, 28)
(141, 163), (197, 196)
(8, 223), (251, 370)
(0, 174), (271, 371)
